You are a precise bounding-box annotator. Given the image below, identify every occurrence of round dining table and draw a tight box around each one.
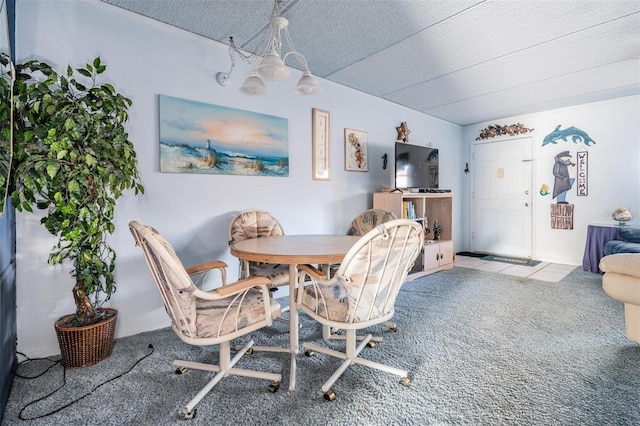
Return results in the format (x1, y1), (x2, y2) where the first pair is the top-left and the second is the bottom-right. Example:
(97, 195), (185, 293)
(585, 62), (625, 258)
(230, 234), (359, 391)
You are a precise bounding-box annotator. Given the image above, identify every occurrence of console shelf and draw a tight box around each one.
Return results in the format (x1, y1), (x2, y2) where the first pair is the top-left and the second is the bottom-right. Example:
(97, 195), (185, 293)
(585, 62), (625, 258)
(373, 192), (454, 279)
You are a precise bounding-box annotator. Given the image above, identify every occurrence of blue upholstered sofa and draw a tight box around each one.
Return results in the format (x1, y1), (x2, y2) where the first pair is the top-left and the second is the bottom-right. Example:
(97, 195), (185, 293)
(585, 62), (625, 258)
(604, 227), (640, 255)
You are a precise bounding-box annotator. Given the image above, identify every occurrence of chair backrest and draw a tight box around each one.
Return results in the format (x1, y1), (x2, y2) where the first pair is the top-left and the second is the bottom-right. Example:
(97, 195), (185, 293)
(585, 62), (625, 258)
(129, 221), (199, 338)
(228, 209), (285, 244)
(345, 208), (398, 236)
(335, 219), (424, 324)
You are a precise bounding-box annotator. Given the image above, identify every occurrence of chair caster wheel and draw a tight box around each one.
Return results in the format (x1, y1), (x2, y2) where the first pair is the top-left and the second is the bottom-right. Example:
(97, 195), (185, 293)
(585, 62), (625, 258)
(175, 366), (187, 375)
(305, 349), (315, 357)
(400, 377), (411, 387)
(389, 325), (397, 332)
(268, 381), (280, 393)
(182, 407), (196, 420)
(245, 348), (254, 355)
(366, 341), (376, 348)
(324, 390), (336, 401)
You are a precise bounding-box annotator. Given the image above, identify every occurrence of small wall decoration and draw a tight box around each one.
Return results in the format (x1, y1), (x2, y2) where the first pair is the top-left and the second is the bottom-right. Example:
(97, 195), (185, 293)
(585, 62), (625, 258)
(551, 204), (574, 230)
(396, 122), (410, 142)
(539, 184), (550, 196)
(541, 125), (596, 146)
(550, 150), (575, 230)
(576, 150), (588, 196)
(476, 123), (534, 140)
(159, 95), (289, 176)
(552, 150), (576, 204)
(344, 128), (368, 172)
(312, 108), (330, 181)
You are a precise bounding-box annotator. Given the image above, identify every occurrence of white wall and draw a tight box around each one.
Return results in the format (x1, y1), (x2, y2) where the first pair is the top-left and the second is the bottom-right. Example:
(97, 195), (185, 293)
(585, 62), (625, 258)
(14, 1), (464, 357)
(462, 95), (640, 264)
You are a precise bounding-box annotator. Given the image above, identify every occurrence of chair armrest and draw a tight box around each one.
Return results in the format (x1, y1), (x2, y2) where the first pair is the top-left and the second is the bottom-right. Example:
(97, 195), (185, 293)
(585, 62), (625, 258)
(216, 276), (271, 297)
(299, 264), (328, 281)
(185, 260), (228, 275)
(186, 260), (229, 288)
(191, 275), (271, 301)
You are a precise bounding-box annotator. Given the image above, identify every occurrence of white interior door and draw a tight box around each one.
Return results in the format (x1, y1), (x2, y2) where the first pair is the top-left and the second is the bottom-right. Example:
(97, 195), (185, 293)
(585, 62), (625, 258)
(472, 137), (532, 258)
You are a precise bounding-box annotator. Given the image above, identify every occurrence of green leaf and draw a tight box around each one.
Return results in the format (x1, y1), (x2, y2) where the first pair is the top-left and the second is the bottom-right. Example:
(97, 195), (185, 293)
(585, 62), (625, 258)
(85, 154), (96, 167)
(68, 179), (80, 194)
(77, 68), (91, 78)
(46, 162), (59, 179)
(64, 118), (75, 131)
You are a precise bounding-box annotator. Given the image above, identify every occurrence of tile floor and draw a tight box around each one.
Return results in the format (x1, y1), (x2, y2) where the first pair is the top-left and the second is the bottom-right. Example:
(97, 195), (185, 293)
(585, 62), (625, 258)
(454, 255), (578, 283)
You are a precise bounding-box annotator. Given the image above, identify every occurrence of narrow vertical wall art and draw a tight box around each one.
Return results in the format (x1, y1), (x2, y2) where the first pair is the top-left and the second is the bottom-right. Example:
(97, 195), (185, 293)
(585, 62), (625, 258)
(312, 108), (330, 180)
(576, 149), (588, 196)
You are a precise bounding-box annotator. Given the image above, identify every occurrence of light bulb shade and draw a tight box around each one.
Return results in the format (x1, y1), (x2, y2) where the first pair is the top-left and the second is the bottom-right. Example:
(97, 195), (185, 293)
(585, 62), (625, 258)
(294, 70), (322, 95)
(239, 71), (268, 96)
(257, 50), (290, 81)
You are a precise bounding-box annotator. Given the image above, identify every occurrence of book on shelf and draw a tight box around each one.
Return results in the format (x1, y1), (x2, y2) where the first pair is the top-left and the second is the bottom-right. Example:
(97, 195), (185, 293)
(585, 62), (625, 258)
(403, 200), (416, 219)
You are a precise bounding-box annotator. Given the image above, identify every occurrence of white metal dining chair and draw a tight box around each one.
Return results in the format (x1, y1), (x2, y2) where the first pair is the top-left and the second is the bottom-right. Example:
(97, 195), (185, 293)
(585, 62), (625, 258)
(228, 209), (298, 326)
(296, 219), (424, 401)
(129, 220), (282, 420)
(325, 208), (400, 341)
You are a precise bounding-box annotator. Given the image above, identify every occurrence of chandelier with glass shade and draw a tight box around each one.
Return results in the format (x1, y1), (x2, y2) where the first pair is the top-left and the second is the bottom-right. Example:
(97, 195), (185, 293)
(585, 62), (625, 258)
(216, 0), (321, 96)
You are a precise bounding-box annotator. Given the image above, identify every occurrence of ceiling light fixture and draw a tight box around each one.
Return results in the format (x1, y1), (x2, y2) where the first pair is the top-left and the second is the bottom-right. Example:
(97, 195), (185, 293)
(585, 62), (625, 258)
(216, 0), (321, 96)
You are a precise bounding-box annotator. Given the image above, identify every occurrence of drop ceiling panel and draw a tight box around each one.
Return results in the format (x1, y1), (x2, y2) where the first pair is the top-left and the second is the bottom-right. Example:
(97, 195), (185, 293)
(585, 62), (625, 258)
(99, 0), (640, 125)
(426, 61), (640, 125)
(330, 1), (640, 96)
(386, 15), (640, 111)
(278, 0), (481, 77)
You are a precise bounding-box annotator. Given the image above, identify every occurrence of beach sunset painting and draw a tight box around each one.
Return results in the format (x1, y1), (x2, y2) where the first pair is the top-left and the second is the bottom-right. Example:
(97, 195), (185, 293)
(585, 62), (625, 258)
(159, 95), (289, 176)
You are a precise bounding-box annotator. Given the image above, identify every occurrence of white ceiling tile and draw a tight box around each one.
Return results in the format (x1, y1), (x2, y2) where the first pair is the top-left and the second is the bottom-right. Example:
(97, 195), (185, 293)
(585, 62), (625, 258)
(100, 0), (640, 125)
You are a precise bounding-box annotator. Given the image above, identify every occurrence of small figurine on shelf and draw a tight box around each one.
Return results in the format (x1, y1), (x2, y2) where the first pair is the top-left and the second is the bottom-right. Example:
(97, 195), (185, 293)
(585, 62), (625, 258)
(433, 219), (442, 240)
(423, 216), (431, 239)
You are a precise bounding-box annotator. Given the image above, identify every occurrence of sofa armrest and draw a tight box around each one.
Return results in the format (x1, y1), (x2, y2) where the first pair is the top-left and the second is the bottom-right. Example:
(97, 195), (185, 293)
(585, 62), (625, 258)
(599, 253), (640, 278)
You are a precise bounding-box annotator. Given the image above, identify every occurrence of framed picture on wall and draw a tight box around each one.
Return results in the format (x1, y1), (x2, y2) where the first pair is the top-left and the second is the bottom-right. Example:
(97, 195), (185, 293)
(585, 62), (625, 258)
(312, 108), (330, 181)
(344, 128), (368, 172)
(159, 95), (289, 176)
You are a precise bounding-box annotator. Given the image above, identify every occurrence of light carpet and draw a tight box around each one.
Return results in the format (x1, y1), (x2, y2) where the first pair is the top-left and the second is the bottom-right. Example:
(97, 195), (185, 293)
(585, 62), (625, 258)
(3, 267), (639, 425)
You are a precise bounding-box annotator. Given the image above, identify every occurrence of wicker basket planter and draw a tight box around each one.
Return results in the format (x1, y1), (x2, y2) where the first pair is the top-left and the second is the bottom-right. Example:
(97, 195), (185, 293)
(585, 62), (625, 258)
(54, 308), (118, 368)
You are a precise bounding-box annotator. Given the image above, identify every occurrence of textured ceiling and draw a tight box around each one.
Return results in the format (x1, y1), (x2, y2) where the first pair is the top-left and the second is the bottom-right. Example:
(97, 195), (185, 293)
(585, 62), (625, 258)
(100, 0), (640, 126)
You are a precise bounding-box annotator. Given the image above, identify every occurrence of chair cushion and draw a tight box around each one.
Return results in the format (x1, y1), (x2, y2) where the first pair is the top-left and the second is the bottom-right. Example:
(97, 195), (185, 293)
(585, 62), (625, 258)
(249, 263), (290, 287)
(229, 210), (284, 242)
(195, 292), (281, 338)
(300, 281), (351, 322)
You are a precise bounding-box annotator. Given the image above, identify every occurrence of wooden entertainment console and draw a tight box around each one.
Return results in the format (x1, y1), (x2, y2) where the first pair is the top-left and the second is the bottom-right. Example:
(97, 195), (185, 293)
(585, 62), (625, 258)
(373, 191), (454, 279)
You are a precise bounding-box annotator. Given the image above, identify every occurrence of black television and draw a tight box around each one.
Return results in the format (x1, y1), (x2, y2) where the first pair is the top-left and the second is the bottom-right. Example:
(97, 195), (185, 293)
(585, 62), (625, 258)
(395, 142), (439, 189)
